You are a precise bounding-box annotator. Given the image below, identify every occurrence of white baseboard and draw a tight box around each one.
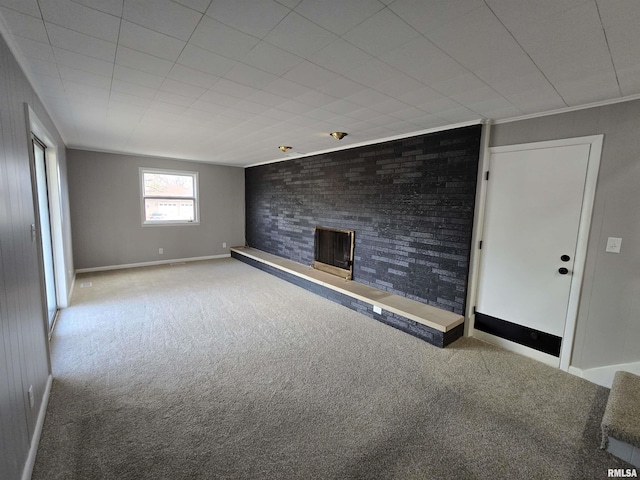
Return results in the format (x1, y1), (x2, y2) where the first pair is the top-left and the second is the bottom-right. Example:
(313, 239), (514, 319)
(471, 330), (561, 368)
(75, 254), (231, 274)
(568, 361), (640, 388)
(22, 374), (52, 480)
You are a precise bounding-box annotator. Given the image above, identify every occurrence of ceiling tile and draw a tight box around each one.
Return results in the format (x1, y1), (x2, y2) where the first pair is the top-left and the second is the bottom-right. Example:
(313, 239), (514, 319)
(274, 99), (314, 114)
(113, 64), (165, 88)
(374, 73), (425, 99)
(397, 86), (447, 106)
(26, 58), (61, 77)
(208, 78), (260, 99)
(64, 80), (109, 103)
(295, 90), (338, 107)
(166, 64), (220, 89)
(190, 16), (260, 60)
(146, 101), (188, 114)
(38, 0), (120, 42)
(13, 36), (55, 62)
(485, 0), (590, 27)
(424, 6), (539, 89)
(71, 0), (123, 16)
(241, 41), (303, 76)
(0, 0), (41, 17)
(176, 44), (236, 77)
(390, 106), (429, 121)
(379, 37), (469, 86)
(192, 97), (237, 112)
(33, 74), (65, 95)
(59, 65), (111, 89)
(274, 0), (301, 8)
(370, 98), (410, 114)
(343, 58), (398, 88)
(172, 0), (211, 13)
(160, 79), (206, 98)
(345, 88), (390, 107)
(112, 78), (157, 98)
(245, 90), (288, 107)
(263, 77), (311, 97)
(223, 63), (277, 89)
(606, 25), (640, 96)
(282, 61), (338, 89)
(53, 47), (114, 77)
(596, 0), (640, 28)
(154, 90), (196, 107)
(205, 0), (290, 38)
(119, 21), (186, 62)
(295, 0), (384, 36)
(322, 99), (361, 115)
(389, 0), (484, 35)
(263, 11), (338, 58)
(410, 115), (447, 130)
(308, 38), (373, 75)
(46, 23), (116, 62)
(316, 76), (363, 97)
(122, 0), (202, 41)
(303, 108), (339, 121)
(494, 2), (620, 104)
(0, 6), (48, 42)
(416, 97), (463, 114)
(233, 100), (271, 115)
(342, 8), (419, 56)
(435, 106), (479, 123)
(116, 46), (174, 76)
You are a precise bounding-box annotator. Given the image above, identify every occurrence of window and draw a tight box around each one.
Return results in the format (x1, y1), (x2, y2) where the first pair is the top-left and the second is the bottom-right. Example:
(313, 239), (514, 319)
(140, 168), (199, 225)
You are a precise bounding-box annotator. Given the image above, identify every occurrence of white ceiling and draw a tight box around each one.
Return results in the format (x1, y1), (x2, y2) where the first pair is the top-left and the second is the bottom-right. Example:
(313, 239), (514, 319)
(1, 0), (639, 166)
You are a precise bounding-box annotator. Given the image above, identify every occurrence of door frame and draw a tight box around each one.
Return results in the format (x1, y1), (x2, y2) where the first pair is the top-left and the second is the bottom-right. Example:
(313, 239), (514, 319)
(466, 135), (603, 371)
(25, 106), (68, 333)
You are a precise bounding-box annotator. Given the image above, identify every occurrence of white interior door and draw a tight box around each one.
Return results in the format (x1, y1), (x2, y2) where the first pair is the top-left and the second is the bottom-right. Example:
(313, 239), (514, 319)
(475, 142), (591, 360)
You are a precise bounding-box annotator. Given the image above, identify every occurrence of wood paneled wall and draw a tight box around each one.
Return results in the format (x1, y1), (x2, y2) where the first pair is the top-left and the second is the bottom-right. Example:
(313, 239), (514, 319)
(0, 31), (65, 480)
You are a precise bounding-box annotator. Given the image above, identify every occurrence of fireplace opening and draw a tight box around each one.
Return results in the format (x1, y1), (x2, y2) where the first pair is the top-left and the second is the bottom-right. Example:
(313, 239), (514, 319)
(313, 226), (355, 280)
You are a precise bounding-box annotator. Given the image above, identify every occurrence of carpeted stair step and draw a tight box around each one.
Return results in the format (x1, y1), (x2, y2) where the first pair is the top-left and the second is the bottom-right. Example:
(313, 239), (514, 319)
(601, 371), (640, 467)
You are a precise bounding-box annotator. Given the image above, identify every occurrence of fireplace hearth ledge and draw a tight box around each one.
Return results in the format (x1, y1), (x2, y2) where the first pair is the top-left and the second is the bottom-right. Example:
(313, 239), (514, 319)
(231, 247), (464, 346)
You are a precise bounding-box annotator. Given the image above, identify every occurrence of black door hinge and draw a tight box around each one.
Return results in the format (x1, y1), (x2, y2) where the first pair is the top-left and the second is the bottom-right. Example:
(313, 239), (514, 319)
(479, 240), (483, 249)
(485, 171), (490, 180)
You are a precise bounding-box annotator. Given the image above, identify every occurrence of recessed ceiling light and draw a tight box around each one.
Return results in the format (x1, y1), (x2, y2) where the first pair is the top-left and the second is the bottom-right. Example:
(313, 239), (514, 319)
(329, 132), (348, 140)
(278, 145), (292, 152)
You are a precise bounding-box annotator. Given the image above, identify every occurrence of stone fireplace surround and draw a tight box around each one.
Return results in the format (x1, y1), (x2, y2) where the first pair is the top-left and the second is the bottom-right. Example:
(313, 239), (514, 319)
(244, 124), (482, 346)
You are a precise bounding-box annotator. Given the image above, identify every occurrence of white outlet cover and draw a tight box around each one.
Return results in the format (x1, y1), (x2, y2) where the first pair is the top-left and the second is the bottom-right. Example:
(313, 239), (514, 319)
(606, 237), (622, 253)
(373, 305), (382, 314)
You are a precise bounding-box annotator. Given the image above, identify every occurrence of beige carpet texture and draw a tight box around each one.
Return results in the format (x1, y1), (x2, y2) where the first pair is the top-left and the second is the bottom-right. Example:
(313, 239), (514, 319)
(33, 258), (625, 479)
(601, 371), (640, 449)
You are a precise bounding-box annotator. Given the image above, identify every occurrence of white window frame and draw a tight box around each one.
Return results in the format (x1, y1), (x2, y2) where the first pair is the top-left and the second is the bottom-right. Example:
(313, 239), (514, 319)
(140, 167), (199, 226)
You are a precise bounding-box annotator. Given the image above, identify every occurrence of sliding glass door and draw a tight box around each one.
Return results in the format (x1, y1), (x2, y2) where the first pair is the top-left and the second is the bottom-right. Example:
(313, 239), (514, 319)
(32, 137), (57, 329)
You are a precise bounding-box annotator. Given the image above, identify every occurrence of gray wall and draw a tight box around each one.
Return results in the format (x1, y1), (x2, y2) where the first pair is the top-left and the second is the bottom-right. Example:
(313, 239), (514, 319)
(67, 150), (245, 270)
(491, 99), (640, 371)
(0, 30), (72, 479)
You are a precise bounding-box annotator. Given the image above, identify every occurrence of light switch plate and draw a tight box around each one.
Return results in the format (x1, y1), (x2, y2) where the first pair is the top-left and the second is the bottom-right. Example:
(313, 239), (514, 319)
(606, 237), (622, 253)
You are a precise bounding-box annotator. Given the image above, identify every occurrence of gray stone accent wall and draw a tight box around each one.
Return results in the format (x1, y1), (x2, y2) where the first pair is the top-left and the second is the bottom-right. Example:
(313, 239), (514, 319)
(245, 125), (481, 315)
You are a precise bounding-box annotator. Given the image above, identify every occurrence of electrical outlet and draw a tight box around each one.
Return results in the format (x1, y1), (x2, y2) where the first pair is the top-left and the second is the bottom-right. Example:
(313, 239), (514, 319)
(373, 305), (382, 314)
(222, 242), (227, 248)
(159, 248), (163, 255)
(28, 385), (34, 408)
(605, 237), (622, 254)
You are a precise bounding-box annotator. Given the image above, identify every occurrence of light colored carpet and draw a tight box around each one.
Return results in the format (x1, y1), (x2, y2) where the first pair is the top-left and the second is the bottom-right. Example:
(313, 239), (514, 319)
(601, 371), (640, 449)
(33, 258), (624, 479)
